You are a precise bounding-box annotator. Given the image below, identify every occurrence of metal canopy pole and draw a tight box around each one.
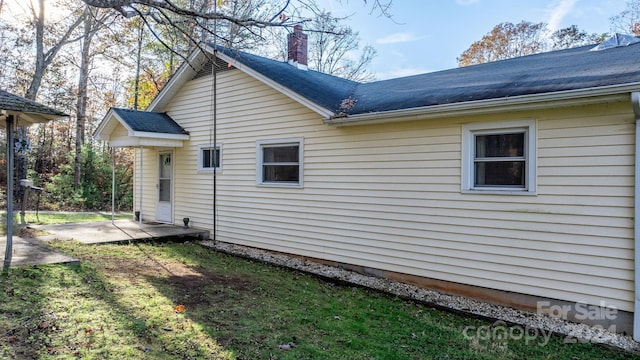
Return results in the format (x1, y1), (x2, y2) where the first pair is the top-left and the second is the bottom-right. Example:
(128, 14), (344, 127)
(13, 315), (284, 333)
(3, 115), (14, 270)
(139, 146), (143, 229)
(111, 147), (115, 225)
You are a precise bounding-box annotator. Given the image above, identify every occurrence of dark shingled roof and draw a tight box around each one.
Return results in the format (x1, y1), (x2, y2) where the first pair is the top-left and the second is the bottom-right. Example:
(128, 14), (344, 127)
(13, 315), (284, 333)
(349, 42), (640, 114)
(112, 108), (188, 135)
(213, 36), (640, 117)
(215, 45), (358, 112)
(0, 89), (67, 116)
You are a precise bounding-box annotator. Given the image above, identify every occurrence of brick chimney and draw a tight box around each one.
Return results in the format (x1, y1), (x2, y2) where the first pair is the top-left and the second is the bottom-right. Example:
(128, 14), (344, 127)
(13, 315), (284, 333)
(287, 25), (308, 70)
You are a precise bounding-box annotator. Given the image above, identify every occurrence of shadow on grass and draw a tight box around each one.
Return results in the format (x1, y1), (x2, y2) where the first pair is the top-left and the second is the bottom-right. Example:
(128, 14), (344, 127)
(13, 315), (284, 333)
(18, 239), (640, 360)
(135, 243), (499, 359)
(0, 247), (233, 359)
(139, 243), (640, 360)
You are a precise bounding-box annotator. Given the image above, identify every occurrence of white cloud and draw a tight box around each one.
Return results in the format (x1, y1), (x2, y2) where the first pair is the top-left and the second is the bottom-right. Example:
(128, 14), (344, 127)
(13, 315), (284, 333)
(376, 32), (422, 45)
(546, 0), (578, 32)
(456, 0), (480, 5)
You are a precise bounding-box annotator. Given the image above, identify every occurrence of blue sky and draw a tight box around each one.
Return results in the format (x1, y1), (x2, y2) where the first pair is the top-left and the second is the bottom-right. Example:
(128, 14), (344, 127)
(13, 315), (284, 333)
(317, 0), (628, 79)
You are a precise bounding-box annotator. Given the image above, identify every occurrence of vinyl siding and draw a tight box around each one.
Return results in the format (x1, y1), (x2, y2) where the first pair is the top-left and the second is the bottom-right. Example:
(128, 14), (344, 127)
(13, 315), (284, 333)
(111, 124), (129, 139)
(151, 68), (635, 312)
(133, 147), (158, 221)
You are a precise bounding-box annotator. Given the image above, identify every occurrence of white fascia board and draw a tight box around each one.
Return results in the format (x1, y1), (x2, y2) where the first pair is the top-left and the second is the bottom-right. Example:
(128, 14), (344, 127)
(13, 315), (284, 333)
(94, 108), (135, 141)
(109, 137), (185, 148)
(210, 46), (335, 118)
(0, 111), (65, 128)
(325, 83), (640, 126)
(11, 112), (51, 126)
(23, 113), (55, 124)
(108, 137), (141, 147)
(139, 138), (184, 147)
(132, 131), (189, 140)
(147, 50), (209, 112)
(93, 108), (115, 140)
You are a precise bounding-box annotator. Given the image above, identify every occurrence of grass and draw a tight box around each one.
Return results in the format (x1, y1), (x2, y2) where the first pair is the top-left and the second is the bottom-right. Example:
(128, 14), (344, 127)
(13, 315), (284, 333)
(0, 212), (131, 236)
(16, 212), (132, 225)
(1, 240), (638, 359)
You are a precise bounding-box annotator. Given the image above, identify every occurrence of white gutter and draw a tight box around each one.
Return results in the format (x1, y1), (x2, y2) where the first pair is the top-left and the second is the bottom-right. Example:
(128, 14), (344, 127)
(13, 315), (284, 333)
(633, 91), (640, 341)
(131, 131), (189, 140)
(325, 83), (640, 126)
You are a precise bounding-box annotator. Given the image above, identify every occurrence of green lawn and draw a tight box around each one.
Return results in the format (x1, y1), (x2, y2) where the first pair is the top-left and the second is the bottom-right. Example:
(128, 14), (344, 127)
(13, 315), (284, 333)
(16, 212), (131, 225)
(0, 241), (637, 359)
(0, 212), (131, 236)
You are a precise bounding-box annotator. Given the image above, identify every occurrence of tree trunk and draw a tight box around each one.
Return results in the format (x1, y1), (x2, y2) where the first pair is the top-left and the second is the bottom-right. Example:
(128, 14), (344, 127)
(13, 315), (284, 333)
(16, 0), (47, 207)
(74, 8), (94, 188)
(21, 0), (83, 196)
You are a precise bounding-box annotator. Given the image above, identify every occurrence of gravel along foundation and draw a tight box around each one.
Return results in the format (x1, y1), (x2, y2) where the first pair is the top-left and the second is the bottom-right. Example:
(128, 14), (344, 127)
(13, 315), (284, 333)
(200, 240), (640, 353)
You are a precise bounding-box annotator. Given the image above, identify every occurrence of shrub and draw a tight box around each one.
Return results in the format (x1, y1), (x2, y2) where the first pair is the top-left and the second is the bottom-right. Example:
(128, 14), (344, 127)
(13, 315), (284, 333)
(46, 145), (133, 211)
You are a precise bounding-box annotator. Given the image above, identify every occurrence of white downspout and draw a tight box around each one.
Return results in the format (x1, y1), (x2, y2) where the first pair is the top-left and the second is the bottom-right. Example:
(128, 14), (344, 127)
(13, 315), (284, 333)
(633, 91), (640, 341)
(111, 147), (115, 225)
(139, 146), (143, 229)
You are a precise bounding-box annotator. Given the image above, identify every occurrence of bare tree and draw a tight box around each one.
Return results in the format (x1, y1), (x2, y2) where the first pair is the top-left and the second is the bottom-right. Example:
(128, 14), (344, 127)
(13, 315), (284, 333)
(610, 0), (640, 36)
(17, 0), (83, 205)
(74, 6), (116, 187)
(254, 2), (377, 81)
(81, 0), (391, 57)
(25, 0), (84, 100)
(304, 10), (376, 81)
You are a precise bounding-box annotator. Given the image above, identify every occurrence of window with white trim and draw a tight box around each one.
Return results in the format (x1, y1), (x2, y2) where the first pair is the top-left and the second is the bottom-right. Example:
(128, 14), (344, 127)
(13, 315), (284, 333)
(257, 138), (303, 186)
(198, 144), (221, 172)
(462, 120), (536, 194)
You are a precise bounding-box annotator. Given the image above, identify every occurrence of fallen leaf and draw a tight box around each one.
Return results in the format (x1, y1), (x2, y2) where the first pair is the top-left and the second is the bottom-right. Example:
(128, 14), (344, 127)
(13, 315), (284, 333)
(174, 305), (185, 313)
(84, 328), (92, 334)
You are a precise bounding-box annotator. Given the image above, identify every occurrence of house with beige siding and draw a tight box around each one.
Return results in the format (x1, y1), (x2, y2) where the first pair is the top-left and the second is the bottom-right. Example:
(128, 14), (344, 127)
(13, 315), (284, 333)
(95, 29), (640, 337)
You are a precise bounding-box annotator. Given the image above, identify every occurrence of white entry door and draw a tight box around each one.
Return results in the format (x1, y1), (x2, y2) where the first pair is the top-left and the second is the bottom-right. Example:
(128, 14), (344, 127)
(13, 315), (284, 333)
(157, 151), (173, 223)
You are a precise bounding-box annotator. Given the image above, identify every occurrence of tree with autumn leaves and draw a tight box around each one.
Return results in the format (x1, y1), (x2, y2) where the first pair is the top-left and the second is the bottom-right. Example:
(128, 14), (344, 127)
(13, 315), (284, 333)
(457, 22), (605, 67)
(457, 1), (640, 67)
(0, 0), (383, 211)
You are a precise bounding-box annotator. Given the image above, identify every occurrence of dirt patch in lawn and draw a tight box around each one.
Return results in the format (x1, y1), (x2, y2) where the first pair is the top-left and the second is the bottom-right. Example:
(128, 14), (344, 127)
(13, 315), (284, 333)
(92, 249), (254, 308)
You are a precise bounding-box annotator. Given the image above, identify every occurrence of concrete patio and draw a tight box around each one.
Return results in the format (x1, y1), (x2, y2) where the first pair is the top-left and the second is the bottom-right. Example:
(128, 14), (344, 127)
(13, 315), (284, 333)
(1, 220), (210, 268)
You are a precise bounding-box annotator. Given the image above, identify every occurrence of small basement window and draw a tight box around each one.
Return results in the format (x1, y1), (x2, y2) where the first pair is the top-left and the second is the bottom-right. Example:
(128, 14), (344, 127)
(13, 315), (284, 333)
(462, 120), (536, 194)
(198, 144), (221, 172)
(256, 138), (303, 187)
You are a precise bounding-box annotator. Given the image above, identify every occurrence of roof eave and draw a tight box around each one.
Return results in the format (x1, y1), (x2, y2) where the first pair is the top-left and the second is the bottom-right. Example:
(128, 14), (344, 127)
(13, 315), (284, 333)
(1, 111), (66, 127)
(210, 45), (335, 118)
(94, 108), (114, 139)
(147, 50), (210, 112)
(324, 83), (640, 126)
(93, 108), (134, 140)
(131, 131), (189, 140)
